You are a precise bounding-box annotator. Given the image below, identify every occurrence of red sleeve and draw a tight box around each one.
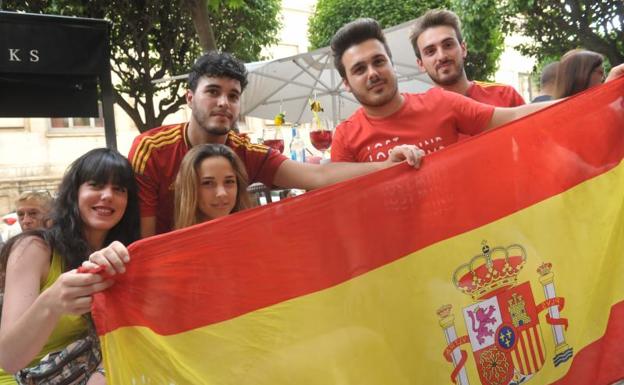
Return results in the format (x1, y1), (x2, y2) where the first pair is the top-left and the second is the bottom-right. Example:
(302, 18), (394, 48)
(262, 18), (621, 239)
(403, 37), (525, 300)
(446, 90), (495, 136)
(128, 136), (158, 218)
(252, 149), (288, 187)
(510, 88), (526, 107)
(330, 121), (356, 162)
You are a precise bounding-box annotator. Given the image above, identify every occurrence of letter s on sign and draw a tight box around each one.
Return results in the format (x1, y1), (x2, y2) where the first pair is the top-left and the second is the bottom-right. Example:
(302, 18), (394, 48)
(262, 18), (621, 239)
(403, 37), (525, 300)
(30, 50), (39, 62)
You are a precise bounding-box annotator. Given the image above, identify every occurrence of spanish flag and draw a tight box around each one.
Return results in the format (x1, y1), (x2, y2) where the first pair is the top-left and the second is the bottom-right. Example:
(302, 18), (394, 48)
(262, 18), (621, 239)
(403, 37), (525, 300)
(93, 78), (624, 385)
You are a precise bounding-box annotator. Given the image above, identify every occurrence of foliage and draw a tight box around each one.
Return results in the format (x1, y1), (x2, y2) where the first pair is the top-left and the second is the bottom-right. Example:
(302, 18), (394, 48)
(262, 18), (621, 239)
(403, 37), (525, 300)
(502, 0), (624, 67)
(308, 0), (504, 80)
(452, 0), (504, 82)
(3, 0), (281, 132)
(308, 0), (451, 50)
(209, 0), (282, 62)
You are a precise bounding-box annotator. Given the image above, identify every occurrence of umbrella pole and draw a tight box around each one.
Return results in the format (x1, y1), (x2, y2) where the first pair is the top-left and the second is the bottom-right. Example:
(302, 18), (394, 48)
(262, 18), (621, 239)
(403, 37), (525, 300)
(330, 68), (338, 125)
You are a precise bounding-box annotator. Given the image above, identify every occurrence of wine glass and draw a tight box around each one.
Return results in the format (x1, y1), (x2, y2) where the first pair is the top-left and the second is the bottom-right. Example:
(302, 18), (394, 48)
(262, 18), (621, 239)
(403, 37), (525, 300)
(309, 119), (333, 159)
(263, 126), (285, 154)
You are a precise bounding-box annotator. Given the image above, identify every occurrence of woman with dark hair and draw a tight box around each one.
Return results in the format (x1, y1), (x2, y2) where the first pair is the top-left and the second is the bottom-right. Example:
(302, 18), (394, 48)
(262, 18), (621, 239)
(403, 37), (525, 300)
(553, 49), (605, 99)
(0, 148), (140, 384)
(174, 144), (253, 229)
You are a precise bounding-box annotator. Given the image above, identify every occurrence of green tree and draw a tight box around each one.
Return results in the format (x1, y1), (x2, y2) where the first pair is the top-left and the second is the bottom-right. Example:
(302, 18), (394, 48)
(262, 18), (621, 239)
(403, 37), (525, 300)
(453, 0), (504, 82)
(308, 0), (505, 81)
(3, 0), (281, 132)
(503, 0), (624, 67)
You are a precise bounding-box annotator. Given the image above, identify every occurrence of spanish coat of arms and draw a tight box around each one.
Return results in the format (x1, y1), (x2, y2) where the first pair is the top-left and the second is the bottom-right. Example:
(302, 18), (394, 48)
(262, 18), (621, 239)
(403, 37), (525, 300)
(437, 243), (573, 385)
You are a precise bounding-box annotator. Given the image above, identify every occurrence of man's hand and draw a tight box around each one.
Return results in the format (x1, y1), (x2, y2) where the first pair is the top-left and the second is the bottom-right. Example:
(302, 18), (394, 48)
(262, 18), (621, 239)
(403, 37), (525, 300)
(606, 63), (624, 83)
(388, 144), (425, 168)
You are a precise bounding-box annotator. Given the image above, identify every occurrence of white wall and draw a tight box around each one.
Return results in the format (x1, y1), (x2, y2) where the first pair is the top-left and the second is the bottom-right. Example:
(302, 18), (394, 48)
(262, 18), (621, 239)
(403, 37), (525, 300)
(494, 34), (537, 101)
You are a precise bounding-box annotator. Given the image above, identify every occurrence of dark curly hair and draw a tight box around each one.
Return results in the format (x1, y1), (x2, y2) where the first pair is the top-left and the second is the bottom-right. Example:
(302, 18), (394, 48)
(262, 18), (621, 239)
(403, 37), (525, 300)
(188, 51), (248, 92)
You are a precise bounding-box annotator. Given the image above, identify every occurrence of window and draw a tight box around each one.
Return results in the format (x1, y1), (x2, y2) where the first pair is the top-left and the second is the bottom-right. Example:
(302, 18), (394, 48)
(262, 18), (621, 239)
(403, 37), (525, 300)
(48, 103), (104, 134)
(517, 72), (538, 102)
(0, 118), (25, 129)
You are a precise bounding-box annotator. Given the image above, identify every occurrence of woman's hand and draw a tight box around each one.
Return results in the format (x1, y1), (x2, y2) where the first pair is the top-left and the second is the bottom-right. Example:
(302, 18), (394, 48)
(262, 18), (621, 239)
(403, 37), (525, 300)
(83, 241), (130, 276)
(44, 270), (113, 317)
(605, 63), (624, 83)
(43, 241), (131, 317)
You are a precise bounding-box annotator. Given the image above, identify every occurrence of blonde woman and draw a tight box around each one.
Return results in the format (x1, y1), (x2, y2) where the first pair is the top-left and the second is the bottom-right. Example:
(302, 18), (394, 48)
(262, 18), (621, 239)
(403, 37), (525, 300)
(174, 144), (253, 229)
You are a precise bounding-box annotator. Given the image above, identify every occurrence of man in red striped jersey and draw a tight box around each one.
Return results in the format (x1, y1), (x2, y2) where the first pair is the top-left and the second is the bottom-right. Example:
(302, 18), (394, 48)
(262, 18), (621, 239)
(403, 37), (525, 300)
(129, 52), (424, 237)
(410, 10), (525, 107)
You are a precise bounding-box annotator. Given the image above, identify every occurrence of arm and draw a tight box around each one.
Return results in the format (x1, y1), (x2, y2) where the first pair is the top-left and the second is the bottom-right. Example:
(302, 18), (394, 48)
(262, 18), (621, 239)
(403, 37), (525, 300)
(487, 65), (624, 131)
(140, 217), (156, 238)
(605, 63), (624, 82)
(273, 145), (424, 190)
(486, 101), (557, 131)
(0, 237), (112, 373)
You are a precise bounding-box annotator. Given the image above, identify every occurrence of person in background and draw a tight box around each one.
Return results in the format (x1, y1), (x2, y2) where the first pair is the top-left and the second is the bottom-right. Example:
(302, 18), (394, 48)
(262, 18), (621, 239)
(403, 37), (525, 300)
(174, 144), (253, 229)
(128, 51), (424, 237)
(0, 192), (54, 321)
(553, 49), (605, 99)
(15, 191), (54, 232)
(0, 148), (140, 384)
(410, 9), (525, 107)
(531, 61), (558, 103)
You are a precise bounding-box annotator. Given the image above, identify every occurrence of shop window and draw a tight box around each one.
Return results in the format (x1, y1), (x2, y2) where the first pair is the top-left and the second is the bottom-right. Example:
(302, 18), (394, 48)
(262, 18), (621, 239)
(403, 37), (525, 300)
(49, 103), (104, 134)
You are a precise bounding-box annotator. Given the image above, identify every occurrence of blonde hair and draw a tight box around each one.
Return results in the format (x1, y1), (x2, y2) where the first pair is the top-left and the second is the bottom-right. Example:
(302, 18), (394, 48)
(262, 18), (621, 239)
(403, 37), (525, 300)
(16, 190), (53, 212)
(174, 144), (253, 229)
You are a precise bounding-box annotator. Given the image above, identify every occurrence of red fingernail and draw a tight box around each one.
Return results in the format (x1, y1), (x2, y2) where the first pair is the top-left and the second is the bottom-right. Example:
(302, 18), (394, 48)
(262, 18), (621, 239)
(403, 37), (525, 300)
(77, 266), (105, 274)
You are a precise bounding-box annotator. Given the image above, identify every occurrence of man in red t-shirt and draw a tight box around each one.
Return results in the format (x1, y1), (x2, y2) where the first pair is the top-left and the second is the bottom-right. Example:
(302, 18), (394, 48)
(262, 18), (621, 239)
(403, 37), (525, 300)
(129, 52), (424, 237)
(329, 18), (561, 163)
(409, 10), (525, 107)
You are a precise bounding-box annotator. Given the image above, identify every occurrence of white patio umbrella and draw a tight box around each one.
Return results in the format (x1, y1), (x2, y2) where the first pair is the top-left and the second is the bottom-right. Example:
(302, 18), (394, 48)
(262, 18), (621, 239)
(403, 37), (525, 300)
(241, 18), (434, 125)
(153, 18), (434, 125)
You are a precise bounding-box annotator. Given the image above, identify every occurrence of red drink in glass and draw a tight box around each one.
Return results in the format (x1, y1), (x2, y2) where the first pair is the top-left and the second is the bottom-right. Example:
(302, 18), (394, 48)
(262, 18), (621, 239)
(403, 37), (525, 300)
(310, 130), (333, 152)
(264, 139), (284, 153)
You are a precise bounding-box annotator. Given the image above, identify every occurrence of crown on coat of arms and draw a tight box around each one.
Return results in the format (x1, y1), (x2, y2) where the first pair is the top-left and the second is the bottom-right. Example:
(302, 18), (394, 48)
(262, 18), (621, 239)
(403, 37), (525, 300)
(537, 262), (552, 276)
(452, 242), (527, 301)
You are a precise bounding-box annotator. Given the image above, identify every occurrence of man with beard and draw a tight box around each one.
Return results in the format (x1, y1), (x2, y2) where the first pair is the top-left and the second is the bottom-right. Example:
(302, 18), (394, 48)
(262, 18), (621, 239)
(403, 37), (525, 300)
(129, 52), (424, 237)
(329, 18), (624, 163)
(409, 9), (525, 107)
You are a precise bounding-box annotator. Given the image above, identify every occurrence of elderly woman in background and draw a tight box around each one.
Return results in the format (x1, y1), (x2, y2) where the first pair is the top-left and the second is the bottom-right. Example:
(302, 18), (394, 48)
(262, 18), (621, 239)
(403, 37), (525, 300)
(15, 190), (54, 232)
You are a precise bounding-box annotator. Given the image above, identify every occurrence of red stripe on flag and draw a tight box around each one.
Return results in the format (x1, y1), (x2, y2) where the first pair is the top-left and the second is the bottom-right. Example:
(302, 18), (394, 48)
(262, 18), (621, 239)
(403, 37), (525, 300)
(532, 325), (545, 366)
(525, 328), (539, 372)
(93, 78), (624, 336)
(513, 348), (525, 374)
(519, 331), (533, 374)
(551, 301), (624, 384)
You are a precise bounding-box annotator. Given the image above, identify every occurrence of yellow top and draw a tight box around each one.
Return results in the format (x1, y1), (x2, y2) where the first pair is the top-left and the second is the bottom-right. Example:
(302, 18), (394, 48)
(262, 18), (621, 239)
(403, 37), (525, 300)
(0, 249), (88, 384)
